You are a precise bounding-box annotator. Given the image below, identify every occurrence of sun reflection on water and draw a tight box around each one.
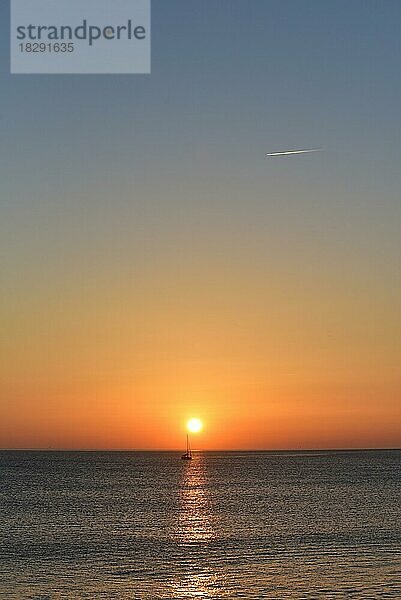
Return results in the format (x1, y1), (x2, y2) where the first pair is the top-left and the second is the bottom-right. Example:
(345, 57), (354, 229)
(168, 453), (230, 598)
(168, 568), (228, 599)
(177, 454), (214, 544)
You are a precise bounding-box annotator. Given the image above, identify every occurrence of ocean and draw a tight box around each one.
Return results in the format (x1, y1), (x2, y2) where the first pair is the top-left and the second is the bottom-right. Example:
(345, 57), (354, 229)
(0, 450), (400, 599)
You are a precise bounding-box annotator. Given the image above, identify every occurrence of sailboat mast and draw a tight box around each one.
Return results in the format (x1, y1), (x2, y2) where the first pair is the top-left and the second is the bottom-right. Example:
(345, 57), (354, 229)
(181, 431), (193, 460)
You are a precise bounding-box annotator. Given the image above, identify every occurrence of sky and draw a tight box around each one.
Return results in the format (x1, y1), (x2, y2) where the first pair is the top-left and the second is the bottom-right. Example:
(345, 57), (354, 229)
(0, 0), (400, 449)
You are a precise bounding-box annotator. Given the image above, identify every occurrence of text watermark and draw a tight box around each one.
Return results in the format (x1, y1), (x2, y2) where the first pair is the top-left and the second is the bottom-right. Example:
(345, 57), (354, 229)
(11, 0), (151, 74)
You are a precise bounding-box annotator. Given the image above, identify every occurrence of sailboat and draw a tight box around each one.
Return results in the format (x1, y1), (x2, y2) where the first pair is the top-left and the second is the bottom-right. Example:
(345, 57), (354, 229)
(181, 433), (193, 460)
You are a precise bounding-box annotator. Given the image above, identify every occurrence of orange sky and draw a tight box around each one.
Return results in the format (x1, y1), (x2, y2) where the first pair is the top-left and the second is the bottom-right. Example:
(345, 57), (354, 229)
(1, 256), (400, 449)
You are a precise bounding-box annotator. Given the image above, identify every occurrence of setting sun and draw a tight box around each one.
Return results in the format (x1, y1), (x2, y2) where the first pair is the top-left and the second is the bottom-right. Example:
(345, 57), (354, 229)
(187, 418), (203, 433)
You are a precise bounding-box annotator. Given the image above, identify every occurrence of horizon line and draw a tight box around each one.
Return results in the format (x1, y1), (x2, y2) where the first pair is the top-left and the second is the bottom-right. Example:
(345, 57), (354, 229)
(1, 447), (400, 452)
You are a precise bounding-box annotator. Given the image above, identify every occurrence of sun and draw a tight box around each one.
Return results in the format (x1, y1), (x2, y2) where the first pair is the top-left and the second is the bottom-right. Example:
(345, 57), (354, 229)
(187, 418), (203, 433)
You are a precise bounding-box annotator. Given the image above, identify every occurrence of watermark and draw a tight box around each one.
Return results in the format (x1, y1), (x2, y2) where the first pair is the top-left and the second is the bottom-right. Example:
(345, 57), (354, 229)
(11, 0), (151, 74)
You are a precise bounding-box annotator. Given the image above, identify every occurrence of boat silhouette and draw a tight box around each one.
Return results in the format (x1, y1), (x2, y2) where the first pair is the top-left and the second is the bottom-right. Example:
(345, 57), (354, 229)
(181, 433), (193, 460)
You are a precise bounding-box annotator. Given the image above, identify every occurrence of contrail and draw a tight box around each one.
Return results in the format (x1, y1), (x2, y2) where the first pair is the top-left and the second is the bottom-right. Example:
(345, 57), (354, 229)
(265, 148), (322, 157)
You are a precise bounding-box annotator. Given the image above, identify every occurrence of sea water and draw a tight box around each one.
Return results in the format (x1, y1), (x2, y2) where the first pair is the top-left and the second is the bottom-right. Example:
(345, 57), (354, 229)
(1, 450), (400, 599)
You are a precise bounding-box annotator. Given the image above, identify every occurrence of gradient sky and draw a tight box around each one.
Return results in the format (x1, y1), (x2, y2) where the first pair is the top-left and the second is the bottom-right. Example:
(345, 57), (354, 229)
(1, 0), (400, 449)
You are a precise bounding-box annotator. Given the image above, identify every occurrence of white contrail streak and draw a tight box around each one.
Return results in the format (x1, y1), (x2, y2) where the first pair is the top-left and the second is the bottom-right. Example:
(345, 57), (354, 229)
(265, 148), (322, 157)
